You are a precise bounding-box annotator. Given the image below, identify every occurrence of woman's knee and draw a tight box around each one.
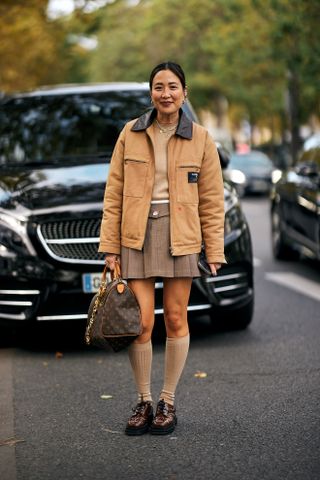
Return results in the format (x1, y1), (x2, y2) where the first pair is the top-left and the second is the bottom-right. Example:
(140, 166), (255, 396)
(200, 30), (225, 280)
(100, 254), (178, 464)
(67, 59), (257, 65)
(164, 307), (186, 334)
(141, 319), (154, 336)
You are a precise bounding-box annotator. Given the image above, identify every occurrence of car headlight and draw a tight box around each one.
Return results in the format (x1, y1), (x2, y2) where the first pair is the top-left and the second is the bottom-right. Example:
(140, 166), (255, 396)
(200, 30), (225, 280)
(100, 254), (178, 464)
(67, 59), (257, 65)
(225, 205), (243, 236)
(0, 211), (36, 256)
(229, 169), (246, 185)
(272, 169), (282, 184)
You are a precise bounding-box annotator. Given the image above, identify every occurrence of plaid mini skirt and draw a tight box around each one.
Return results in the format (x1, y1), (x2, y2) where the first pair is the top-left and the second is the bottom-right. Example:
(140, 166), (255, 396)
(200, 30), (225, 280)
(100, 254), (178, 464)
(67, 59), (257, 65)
(121, 203), (201, 279)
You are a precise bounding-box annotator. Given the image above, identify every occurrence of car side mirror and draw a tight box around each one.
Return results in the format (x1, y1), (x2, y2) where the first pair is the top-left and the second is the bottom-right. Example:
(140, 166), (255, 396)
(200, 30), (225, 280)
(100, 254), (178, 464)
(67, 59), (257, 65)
(295, 163), (318, 178)
(217, 147), (230, 170)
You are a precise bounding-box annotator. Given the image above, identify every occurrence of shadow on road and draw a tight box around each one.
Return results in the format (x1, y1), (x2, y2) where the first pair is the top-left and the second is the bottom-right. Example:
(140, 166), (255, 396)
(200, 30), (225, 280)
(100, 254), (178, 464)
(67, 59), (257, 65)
(0, 313), (256, 353)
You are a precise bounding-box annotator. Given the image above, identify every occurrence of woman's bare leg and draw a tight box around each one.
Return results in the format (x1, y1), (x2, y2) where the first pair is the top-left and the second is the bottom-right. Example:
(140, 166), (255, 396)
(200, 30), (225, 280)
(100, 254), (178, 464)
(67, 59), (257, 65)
(163, 277), (192, 337)
(128, 278), (155, 343)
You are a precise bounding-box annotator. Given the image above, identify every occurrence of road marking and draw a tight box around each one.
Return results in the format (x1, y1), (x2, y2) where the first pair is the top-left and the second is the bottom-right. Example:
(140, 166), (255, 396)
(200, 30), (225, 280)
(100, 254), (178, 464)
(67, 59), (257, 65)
(265, 272), (320, 302)
(254, 257), (262, 267)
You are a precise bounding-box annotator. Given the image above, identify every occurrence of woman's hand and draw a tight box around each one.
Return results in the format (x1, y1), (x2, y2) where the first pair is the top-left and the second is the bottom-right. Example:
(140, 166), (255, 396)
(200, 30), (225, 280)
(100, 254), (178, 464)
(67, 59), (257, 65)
(209, 263), (221, 276)
(105, 254), (120, 271)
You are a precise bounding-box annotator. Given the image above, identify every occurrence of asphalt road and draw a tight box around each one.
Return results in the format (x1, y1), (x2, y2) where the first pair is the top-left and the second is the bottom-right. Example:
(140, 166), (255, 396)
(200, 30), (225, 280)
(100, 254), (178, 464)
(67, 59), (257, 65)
(1, 197), (320, 480)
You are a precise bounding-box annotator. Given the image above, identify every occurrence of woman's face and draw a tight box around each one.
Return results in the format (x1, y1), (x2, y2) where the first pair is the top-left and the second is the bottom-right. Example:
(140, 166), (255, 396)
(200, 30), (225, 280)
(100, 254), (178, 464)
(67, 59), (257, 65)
(151, 69), (186, 119)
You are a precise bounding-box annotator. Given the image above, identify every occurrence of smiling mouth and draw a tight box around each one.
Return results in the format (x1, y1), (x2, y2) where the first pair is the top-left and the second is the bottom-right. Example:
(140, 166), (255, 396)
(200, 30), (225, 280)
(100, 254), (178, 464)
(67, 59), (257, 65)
(160, 102), (173, 106)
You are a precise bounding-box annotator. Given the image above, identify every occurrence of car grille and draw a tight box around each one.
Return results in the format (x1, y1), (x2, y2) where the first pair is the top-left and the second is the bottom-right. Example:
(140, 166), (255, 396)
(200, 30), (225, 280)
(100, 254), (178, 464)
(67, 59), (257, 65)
(0, 288), (41, 320)
(204, 265), (252, 305)
(37, 218), (105, 264)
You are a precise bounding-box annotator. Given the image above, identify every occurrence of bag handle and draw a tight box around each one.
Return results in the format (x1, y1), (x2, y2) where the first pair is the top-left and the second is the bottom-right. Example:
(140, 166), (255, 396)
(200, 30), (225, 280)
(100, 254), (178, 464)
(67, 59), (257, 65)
(101, 259), (121, 283)
(112, 260), (121, 280)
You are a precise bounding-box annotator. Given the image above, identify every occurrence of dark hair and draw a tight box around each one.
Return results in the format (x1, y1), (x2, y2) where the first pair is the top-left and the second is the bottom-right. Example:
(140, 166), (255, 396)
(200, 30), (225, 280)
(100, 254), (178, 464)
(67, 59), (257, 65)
(149, 62), (186, 89)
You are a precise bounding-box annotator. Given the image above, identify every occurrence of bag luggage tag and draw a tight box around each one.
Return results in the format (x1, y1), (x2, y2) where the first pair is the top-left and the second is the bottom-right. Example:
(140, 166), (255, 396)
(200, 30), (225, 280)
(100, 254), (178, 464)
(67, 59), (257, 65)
(111, 261), (126, 294)
(117, 283), (125, 293)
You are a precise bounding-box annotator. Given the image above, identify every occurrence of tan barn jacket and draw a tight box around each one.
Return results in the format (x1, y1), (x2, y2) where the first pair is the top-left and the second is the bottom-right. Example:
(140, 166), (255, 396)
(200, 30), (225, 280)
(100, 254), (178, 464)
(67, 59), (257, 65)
(99, 109), (226, 264)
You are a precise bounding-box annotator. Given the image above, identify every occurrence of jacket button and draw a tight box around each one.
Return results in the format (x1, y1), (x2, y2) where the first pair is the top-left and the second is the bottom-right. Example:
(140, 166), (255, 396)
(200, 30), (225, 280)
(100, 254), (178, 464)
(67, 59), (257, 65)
(152, 210), (159, 217)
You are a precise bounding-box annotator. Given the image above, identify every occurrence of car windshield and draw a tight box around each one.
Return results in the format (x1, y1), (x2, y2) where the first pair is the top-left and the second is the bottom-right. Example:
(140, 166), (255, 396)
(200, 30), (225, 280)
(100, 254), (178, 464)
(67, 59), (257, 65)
(0, 90), (151, 166)
(230, 152), (272, 169)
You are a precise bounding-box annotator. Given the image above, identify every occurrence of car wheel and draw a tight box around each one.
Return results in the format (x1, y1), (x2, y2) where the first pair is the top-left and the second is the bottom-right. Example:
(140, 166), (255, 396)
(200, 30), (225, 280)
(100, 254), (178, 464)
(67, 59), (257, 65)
(210, 298), (254, 331)
(271, 206), (298, 260)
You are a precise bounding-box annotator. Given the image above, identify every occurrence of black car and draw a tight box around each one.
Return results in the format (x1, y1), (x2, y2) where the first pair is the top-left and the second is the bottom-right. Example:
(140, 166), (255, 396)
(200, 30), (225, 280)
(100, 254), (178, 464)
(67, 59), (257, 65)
(271, 146), (320, 261)
(0, 83), (254, 332)
(225, 151), (276, 197)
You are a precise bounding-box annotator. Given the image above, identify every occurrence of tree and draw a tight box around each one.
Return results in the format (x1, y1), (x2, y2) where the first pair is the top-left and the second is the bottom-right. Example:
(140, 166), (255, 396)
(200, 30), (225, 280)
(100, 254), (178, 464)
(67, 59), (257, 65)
(88, 1), (284, 126)
(251, 0), (320, 159)
(0, 0), (102, 92)
(0, 0), (67, 92)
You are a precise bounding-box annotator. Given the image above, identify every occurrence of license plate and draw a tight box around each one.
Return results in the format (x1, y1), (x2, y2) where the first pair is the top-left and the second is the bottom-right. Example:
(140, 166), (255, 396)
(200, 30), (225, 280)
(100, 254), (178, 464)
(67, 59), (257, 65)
(252, 180), (268, 191)
(82, 273), (104, 293)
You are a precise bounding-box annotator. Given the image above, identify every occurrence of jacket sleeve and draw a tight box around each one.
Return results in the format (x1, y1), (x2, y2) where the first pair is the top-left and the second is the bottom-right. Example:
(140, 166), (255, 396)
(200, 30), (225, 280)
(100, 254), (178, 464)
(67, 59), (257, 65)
(98, 127), (126, 254)
(198, 132), (227, 264)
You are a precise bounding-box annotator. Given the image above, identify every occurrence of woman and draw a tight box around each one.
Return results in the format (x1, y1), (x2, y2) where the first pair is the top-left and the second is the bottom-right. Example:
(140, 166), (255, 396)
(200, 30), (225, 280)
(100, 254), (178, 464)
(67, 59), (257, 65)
(99, 62), (226, 436)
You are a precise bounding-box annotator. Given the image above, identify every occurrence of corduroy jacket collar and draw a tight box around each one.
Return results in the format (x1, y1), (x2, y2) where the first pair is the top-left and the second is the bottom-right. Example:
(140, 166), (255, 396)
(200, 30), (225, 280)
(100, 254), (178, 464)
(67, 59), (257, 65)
(131, 108), (193, 139)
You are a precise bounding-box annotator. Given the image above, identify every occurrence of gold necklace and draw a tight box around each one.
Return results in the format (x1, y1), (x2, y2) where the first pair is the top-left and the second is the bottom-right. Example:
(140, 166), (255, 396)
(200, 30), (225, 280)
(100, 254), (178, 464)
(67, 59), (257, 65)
(155, 119), (178, 134)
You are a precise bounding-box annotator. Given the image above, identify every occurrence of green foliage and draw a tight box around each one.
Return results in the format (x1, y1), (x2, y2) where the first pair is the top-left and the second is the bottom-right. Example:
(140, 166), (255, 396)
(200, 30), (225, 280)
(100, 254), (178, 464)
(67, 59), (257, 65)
(90, 0), (318, 129)
(252, 0), (320, 122)
(86, 0), (290, 120)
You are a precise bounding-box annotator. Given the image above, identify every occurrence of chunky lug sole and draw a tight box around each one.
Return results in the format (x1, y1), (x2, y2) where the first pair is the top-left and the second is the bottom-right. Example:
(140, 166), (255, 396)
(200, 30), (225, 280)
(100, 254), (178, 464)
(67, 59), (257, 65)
(150, 416), (177, 436)
(125, 414), (153, 436)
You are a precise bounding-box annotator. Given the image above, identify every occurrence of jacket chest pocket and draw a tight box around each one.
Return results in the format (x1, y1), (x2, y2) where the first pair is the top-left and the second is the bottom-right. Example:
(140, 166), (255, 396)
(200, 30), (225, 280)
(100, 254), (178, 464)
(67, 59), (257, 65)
(176, 165), (200, 204)
(123, 157), (149, 198)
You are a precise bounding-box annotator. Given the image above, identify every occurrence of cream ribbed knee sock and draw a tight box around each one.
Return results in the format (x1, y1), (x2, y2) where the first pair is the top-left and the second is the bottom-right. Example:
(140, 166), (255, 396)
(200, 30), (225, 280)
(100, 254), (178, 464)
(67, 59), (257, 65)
(160, 334), (190, 406)
(128, 340), (153, 403)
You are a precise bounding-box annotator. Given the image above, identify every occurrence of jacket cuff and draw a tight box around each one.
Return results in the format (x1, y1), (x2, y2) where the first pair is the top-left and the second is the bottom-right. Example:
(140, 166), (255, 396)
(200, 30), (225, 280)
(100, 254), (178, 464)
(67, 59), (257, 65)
(98, 242), (120, 255)
(206, 255), (227, 264)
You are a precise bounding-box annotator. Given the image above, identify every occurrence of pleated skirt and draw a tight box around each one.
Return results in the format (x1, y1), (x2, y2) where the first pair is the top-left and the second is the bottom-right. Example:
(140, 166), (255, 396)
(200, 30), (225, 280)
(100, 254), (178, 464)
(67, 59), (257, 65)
(121, 203), (201, 279)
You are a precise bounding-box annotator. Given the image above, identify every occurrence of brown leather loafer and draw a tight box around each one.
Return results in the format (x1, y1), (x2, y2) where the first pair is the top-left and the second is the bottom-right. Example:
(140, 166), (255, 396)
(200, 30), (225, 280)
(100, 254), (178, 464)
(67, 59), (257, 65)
(150, 399), (177, 435)
(125, 401), (153, 436)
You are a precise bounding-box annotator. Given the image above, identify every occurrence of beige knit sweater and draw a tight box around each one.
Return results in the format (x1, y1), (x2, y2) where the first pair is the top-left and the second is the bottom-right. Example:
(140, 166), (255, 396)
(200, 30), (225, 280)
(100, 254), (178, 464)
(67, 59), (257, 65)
(151, 122), (177, 201)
